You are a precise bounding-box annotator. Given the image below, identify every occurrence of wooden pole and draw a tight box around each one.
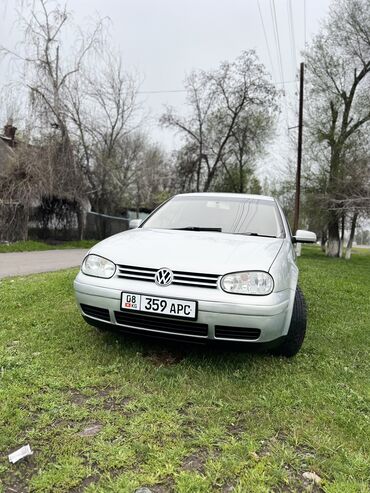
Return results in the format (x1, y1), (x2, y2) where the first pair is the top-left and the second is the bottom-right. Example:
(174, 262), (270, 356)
(293, 62), (304, 234)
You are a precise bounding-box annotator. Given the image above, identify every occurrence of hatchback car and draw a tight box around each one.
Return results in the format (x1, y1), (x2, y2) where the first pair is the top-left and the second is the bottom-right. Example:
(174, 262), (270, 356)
(74, 193), (316, 356)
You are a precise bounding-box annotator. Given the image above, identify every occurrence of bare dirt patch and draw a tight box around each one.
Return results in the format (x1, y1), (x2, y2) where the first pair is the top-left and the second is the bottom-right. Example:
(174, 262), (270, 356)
(78, 423), (103, 437)
(100, 395), (132, 412)
(226, 411), (247, 436)
(68, 386), (133, 413)
(69, 390), (90, 406)
(178, 401), (194, 416)
(142, 349), (186, 367)
(150, 476), (175, 493)
(2, 454), (37, 493)
(70, 473), (100, 493)
(222, 484), (236, 493)
(182, 447), (208, 474)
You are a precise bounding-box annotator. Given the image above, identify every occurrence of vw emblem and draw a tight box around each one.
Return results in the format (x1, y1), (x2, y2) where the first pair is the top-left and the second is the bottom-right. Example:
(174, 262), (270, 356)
(155, 268), (173, 286)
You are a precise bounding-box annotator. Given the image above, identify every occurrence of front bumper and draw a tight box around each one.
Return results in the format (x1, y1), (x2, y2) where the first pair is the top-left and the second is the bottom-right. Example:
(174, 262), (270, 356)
(74, 272), (295, 343)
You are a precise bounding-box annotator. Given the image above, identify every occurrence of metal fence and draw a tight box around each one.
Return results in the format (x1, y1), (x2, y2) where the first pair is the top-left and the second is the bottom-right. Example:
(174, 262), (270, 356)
(85, 211), (130, 240)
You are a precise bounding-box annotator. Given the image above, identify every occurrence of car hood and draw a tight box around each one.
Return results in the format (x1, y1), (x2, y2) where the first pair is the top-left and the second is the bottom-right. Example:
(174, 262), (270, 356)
(91, 228), (283, 275)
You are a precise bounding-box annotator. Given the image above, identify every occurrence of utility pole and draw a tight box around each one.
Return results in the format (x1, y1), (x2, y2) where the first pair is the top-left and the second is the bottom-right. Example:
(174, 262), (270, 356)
(293, 62), (304, 234)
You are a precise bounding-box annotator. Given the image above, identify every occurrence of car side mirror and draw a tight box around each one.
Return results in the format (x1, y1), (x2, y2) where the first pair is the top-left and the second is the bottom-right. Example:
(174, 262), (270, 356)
(292, 229), (317, 243)
(129, 218), (143, 229)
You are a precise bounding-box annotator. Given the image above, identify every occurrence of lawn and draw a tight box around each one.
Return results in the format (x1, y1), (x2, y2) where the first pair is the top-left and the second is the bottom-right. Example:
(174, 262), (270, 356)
(0, 247), (369, 492)
(0, 240), (97, 253)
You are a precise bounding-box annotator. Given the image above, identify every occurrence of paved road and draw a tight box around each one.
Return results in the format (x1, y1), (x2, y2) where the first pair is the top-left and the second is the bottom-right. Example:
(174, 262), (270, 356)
(0, 249), (88, 279)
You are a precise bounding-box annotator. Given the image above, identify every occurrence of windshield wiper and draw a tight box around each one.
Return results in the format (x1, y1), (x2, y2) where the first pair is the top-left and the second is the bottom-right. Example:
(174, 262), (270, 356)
(171, 226), (222, 232)
(235, 232), (277, 238)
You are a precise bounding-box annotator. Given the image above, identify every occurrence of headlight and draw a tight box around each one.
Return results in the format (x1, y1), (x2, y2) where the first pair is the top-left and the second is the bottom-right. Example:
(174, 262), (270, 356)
(221, 271), (273, 295)
(81, 254), (116, 278)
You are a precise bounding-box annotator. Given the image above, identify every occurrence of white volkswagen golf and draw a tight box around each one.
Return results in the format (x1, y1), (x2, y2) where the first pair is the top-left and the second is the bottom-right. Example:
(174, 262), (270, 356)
(74, 193), (316, 356)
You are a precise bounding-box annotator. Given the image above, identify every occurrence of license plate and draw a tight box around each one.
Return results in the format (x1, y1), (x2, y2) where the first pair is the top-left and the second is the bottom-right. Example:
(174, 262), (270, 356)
(121, 292), (197, 319)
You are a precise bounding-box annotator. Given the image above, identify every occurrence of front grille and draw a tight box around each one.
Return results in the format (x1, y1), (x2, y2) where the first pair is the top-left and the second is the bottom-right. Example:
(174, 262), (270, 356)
(117, 264), (220, 289)
(114, 311), (208, 337)
(81, 304), (110, 322)
(214, 326), (261, 341)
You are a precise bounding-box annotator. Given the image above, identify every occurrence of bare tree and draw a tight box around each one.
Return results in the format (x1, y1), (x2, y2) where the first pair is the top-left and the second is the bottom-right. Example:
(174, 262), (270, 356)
(0, 0), (171, 242)
(217, 110), (274, 193)
(66, 50), (141, 214)
(302, 97), (370, 256)
(161, 51), (277, 192)
(305, 0), (370, 256)
(131, 140), (173, 210)
(0, 0), (107, 238)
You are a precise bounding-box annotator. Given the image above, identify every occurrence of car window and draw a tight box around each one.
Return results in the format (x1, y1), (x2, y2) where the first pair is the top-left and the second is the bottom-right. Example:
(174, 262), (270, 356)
(142, 196), (285, 238)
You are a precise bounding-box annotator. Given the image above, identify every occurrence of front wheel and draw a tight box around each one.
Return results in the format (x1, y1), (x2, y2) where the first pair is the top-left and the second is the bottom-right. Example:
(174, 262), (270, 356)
(272, 286), (307, 357)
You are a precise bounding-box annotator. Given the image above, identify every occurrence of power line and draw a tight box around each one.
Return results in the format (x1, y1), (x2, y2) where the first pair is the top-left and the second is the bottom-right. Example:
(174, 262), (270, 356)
(275, 79), (296, 85)
(138, 89), (186, 94)
(137, 79), (297, 97)
(304, 0), (307, 48)
(287, 0), (298, 80)
(270, 0), (289, 127)
(270, 0), (285, 88)
(257, 0), (276, 81)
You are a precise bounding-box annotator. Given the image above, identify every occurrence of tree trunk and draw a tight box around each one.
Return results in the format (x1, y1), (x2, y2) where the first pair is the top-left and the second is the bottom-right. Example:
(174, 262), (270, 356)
(239, 158), (243, 193)
(339, 212), (345, 258)
(76, 205), (86, 241)
(345, 212), (358, 260)
(326, 143), (341, 257)
(326, 210), (340, 257)
(23, 206), (29, 241)
(203, 166), (217, 192)
(320, 230), (327, 252)
(196, 155), (201, 192)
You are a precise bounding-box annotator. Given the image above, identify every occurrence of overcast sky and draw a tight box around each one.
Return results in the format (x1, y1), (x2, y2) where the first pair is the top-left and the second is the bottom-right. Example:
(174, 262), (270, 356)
(0, 0), (332, 173)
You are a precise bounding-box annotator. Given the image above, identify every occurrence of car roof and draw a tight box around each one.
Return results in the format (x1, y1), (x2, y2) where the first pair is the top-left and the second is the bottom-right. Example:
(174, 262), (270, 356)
(175, 192), (275, 202)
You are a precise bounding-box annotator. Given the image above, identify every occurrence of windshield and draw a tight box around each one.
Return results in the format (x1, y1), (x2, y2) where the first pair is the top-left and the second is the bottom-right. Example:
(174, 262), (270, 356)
(142, 196), (285, 238)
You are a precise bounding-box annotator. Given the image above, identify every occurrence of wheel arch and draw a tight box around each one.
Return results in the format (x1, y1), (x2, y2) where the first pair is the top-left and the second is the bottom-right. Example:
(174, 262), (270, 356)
(269, 239), (299, 336)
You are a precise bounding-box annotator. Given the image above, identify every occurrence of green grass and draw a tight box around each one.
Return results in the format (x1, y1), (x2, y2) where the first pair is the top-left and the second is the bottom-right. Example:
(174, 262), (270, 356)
(0, 240), (97, 253)
(0, 247), (369, 492)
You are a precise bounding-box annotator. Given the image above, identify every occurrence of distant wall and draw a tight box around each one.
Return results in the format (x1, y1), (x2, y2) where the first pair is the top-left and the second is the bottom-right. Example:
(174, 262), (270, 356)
(28, 210), (132, 241)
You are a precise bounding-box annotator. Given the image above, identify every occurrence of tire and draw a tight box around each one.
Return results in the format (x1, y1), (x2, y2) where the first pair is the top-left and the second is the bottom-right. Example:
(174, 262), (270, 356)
(272, 286), (307, 357)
